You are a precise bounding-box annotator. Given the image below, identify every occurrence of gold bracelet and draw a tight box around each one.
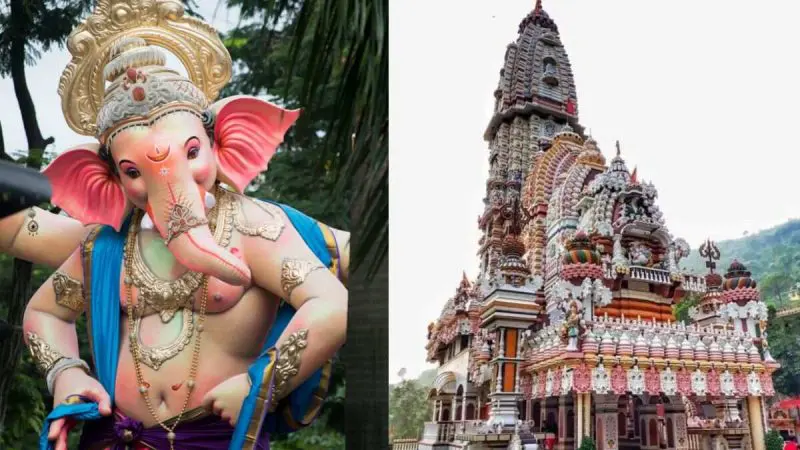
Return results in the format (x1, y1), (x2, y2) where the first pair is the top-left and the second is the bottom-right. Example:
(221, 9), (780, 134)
(269, 329), (309, 410)
(26, 332), (65, 375)
(280, 259), (325, 300)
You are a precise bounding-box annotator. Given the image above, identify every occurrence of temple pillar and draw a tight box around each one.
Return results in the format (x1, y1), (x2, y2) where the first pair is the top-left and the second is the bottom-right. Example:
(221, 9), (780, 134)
(451, 396), (457, 421)
(432, 400), (438, 421)
(438, 400), (443, 421)
(583, 393), (592, 439)
(576, 393), (584, 447)
(748, 396), (766, 450)
(462, 390), (467, 421)
(595, 395), (619, 450)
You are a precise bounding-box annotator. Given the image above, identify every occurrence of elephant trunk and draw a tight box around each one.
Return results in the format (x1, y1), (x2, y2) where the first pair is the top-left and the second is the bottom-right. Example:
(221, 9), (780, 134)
(147, 186), (251, 287)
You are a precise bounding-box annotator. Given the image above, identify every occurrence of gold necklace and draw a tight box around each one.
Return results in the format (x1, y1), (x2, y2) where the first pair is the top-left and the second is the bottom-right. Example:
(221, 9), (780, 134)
(133, 309), (195, 371)
(128, 186), (234, 323)
(124, 262), (207, 450)
(123, 189), (232, 449)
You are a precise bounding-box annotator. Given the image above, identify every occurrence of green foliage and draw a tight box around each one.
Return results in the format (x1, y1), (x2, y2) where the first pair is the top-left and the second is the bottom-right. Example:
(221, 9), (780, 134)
(673, 293), (700, 323)
(577, 437), (597, 450)
(680, 220), (800, 395)
(766, 429), (784, 450)
(388, 379), (431, 441)
(225, 0), (387, 278)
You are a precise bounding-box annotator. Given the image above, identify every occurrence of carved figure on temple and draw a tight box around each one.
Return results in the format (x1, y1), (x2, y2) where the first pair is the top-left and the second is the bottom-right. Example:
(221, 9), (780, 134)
(560, 299), (583, 351)
(628, 241), (652, 266)
(0, 1), (350, 449)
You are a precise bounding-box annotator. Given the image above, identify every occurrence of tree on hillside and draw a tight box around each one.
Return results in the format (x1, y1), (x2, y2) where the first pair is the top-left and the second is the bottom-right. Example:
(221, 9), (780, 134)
(760, 272), (794, 307)
(767, 306), (800, 396)
(389, 380), (431, 441)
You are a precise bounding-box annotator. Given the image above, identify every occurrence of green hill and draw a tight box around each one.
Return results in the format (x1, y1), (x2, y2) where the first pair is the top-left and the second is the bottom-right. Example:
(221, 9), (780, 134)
(680, 219), (800, 307)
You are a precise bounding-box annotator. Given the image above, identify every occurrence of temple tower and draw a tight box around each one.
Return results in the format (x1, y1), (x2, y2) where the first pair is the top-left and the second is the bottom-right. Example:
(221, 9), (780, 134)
(477, 0), (582, 286)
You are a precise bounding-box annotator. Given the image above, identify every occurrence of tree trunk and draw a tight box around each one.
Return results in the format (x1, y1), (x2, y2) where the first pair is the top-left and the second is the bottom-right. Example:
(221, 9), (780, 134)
(0, 0), (55, 434)
(344, 162), (389, 449)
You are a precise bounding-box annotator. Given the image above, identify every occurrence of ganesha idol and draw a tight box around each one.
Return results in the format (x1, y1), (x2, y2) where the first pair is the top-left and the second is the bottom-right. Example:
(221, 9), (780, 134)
(0, 1), (349, 449)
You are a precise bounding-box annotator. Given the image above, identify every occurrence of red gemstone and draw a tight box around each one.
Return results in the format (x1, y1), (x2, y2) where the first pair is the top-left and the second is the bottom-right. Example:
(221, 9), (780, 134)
(132, 86), (146, 101)
(126, 68), (138, 81)
(142, 381), (151, 388)
(230, 247), (240, 256)
(171, 382), (183, 391)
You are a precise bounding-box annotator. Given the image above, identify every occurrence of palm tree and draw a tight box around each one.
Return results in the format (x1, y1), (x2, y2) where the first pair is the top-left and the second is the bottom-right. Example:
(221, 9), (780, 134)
(233, 1), (389, 448)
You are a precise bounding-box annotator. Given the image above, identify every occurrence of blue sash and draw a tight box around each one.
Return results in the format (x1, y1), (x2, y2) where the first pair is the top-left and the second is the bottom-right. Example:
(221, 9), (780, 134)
(230, 202), (333, 448)
(39, 202), (335, 450)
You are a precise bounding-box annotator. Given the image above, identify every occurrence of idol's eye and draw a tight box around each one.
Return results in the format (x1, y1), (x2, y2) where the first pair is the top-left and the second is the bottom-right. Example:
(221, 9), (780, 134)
(124, 167), (141, 179)
(187, 146), (200, 160)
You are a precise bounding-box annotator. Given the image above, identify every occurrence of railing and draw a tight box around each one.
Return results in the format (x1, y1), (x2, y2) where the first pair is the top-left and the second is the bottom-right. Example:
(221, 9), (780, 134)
(391, 438), (419, 450)
(422, 422), (440, 441)
(438, 422), (456, 442)
(629, 266), (671, 285)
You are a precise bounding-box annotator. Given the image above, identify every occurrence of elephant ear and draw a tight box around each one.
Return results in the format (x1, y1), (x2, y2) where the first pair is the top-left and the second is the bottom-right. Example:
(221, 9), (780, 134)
(212, 96), (301, 193)
(42, 144), (129, 231)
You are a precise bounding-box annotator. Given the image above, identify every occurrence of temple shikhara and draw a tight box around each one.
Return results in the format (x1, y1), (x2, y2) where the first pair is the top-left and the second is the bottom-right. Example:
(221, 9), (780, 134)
(417, 3), (779, 450)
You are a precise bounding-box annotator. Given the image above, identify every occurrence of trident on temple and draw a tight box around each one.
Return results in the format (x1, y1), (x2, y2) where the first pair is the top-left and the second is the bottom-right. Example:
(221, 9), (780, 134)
(698, 238), (720, 274)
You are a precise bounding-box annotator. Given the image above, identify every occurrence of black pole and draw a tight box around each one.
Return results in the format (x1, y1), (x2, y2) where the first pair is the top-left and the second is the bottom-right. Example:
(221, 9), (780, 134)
(0, 160), (51, 218)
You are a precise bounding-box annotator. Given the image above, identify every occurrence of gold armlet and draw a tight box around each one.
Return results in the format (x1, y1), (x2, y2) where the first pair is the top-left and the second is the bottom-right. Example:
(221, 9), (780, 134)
(269, 329), (309, 411)
(52, 272), (86, 313)
(26, 332), (66, 375)
(233, 198), (285, 242)
(281, 258), (325, 300)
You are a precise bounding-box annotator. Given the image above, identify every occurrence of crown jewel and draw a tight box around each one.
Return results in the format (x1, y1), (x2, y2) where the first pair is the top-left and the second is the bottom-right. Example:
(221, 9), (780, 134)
(58, 0), (233, 138)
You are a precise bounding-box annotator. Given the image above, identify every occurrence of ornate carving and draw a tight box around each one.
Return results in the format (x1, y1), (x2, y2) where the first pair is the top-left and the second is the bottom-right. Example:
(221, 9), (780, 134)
(272, 329), (309, 404)
(706, 368), (721, 396)
(592, 365), (610, 394)
(691, 369), (707, 395)
(58, 0), (232, 136)
(52, 272), (86, 313)
(628, 366), (644, 395)
(661, 367), (677, 396)
(280, 258), (326, 300)
(645, 366), (661, 394)
(677, 368), (692, 396)
(573, 363), (591, 393)
(233, 198), (285, 242)
(132, 309), (194, 370)
(164, 203), (209, 245)
(611, 365), (627, 395)
(26, 332), (65, 375)
(720, 370), (735, 397)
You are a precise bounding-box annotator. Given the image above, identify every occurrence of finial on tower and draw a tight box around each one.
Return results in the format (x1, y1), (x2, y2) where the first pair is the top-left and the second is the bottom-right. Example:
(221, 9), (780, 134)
(534, 0), (543, 15)
(630, 166), (638, 184)
(615, 140), (621, 156)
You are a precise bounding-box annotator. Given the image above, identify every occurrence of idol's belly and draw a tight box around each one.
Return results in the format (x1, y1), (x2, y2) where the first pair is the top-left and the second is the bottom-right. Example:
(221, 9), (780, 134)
(112, 287), (279, 428)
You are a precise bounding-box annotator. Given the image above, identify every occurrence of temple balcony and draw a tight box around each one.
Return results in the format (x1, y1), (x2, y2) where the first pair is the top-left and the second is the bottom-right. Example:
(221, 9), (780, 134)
(628, 265), (671, 285)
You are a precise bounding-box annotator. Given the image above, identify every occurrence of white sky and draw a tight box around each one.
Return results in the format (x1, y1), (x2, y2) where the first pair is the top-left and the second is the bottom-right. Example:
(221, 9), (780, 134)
(0, 0), (238, 154)
(389, 0), (800, 384)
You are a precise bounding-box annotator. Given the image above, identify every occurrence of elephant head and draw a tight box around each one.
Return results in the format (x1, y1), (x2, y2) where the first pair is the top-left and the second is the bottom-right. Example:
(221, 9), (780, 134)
(43, 38), (299, 286)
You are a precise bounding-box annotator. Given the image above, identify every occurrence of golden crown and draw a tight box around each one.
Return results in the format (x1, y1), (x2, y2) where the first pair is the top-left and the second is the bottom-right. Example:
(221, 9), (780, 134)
(58, 0), (232, 138)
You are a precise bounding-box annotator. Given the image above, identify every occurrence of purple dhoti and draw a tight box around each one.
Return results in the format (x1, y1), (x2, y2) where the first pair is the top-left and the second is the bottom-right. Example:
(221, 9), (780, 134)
(77, 407), (268, 450)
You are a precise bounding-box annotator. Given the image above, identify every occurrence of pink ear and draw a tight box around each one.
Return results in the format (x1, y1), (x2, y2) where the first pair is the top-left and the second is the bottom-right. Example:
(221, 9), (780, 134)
(213, 97), (300, 192)
(42, 146), (128, 231)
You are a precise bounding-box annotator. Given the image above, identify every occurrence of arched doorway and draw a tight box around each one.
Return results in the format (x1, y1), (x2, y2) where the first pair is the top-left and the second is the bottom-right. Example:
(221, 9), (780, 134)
(648, 418), (658, 447)
(466, 403), (475, 420)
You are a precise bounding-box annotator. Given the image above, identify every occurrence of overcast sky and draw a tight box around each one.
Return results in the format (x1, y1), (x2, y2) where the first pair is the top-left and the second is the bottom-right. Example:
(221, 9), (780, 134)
(0, 0), (238, 154)
(389, 0), (800, 384)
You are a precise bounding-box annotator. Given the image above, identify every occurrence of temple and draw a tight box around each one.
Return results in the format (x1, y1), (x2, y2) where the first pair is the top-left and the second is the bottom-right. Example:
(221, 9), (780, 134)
(417, 2), (779, 450)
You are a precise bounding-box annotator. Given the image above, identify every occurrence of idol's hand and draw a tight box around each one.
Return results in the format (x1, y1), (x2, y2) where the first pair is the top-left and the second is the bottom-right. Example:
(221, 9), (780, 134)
(48, 368), (112, 450)
(201, 373), (251, 426)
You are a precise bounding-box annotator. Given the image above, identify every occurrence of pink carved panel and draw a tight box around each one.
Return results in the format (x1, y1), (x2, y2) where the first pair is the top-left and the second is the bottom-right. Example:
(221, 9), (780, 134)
(611, 365), (627, 395)
(645, 366), (661, 395)
(676, 369), (692, 396)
